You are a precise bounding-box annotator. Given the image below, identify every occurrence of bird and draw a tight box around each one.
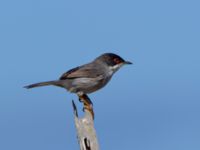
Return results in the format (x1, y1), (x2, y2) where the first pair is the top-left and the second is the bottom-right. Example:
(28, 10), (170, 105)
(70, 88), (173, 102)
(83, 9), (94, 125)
(24, 53), (132, 109)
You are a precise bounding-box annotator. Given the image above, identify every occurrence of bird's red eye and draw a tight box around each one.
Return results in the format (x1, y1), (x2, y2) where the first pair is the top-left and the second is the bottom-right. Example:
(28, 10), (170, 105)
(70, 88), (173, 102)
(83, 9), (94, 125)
(113, 58), (121, 64)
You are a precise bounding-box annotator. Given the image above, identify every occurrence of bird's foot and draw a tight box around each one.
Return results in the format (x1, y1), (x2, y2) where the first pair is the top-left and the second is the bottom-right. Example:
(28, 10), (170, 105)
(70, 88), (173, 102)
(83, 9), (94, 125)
(78, 94), (93, 106)
(78, 94), (94, 120)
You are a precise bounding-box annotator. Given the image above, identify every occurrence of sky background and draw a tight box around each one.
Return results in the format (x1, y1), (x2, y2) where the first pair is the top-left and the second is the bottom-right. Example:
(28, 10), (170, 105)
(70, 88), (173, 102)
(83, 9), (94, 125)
(0, 0), (200, 150)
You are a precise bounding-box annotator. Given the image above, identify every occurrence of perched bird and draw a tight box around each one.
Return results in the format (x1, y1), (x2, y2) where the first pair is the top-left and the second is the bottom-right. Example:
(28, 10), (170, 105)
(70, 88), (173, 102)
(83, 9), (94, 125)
(24, 53), (132, 106)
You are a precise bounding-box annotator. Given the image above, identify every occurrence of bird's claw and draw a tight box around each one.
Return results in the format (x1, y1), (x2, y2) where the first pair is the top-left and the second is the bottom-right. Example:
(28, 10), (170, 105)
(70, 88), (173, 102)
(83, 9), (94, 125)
(78, 94), (94, 120)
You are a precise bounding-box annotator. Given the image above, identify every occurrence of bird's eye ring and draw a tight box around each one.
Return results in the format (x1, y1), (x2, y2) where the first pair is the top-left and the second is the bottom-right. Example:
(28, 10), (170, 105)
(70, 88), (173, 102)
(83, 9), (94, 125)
(113, 58), (121, 64)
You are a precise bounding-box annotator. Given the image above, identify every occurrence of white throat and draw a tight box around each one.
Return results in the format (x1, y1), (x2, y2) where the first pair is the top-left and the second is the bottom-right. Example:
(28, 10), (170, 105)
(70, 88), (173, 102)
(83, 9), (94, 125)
(108, 64), (123, 75)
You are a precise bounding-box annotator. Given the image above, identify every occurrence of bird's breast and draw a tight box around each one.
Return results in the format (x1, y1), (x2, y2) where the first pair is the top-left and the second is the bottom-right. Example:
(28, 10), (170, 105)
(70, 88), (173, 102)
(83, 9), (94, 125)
(70, 75), (111, 94)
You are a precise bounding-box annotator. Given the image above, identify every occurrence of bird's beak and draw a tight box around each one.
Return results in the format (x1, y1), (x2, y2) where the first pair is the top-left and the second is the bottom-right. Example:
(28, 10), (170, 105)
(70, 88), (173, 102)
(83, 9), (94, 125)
(124, 61), (133, 65)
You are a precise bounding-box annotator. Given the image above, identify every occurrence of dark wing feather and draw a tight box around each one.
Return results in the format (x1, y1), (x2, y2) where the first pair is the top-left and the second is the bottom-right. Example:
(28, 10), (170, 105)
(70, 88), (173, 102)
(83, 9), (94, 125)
(60, 66), (80, 80)
(59, 63), (102, 80)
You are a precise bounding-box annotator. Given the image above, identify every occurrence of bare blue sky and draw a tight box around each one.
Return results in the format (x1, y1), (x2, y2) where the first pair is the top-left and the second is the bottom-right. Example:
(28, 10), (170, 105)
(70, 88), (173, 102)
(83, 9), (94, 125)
(0, 0), (200, 150)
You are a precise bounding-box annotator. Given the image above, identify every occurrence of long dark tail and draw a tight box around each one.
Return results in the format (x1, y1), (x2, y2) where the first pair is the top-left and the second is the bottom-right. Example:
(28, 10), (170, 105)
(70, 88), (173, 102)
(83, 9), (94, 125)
(24, 80), (62, 89)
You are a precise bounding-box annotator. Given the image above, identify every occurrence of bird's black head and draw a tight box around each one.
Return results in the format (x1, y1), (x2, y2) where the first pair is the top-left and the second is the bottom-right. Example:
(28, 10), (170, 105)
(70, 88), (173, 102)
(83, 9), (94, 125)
(95, 53), (132, 67)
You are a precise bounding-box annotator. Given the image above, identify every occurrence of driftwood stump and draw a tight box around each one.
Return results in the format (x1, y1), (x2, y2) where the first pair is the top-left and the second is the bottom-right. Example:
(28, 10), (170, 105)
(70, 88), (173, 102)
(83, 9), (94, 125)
(72, 96), (99, 150)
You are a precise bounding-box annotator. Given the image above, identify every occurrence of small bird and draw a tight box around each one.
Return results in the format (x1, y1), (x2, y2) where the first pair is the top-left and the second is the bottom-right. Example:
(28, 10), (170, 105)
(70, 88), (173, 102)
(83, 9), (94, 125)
(24, 53), (132, 106)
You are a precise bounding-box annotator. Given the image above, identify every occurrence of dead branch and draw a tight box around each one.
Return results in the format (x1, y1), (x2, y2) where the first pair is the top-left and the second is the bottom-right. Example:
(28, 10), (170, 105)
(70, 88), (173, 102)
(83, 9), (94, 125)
(72, 97), (99, 150)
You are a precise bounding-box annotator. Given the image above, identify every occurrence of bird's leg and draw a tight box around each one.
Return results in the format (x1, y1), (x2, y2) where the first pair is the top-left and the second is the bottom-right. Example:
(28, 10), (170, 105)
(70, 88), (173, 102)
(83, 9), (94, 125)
(78, 94), (94, 120)
(78, 94), (93, 106)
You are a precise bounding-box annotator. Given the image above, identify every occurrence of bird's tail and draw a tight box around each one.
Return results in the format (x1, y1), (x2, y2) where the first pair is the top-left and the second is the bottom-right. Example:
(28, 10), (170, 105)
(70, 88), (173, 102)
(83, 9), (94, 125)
(24, 80), (62, 89)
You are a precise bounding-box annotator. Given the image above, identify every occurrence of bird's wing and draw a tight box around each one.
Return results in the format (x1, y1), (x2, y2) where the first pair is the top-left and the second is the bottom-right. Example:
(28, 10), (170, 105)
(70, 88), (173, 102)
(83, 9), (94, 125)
(59, 63), (103, 80)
